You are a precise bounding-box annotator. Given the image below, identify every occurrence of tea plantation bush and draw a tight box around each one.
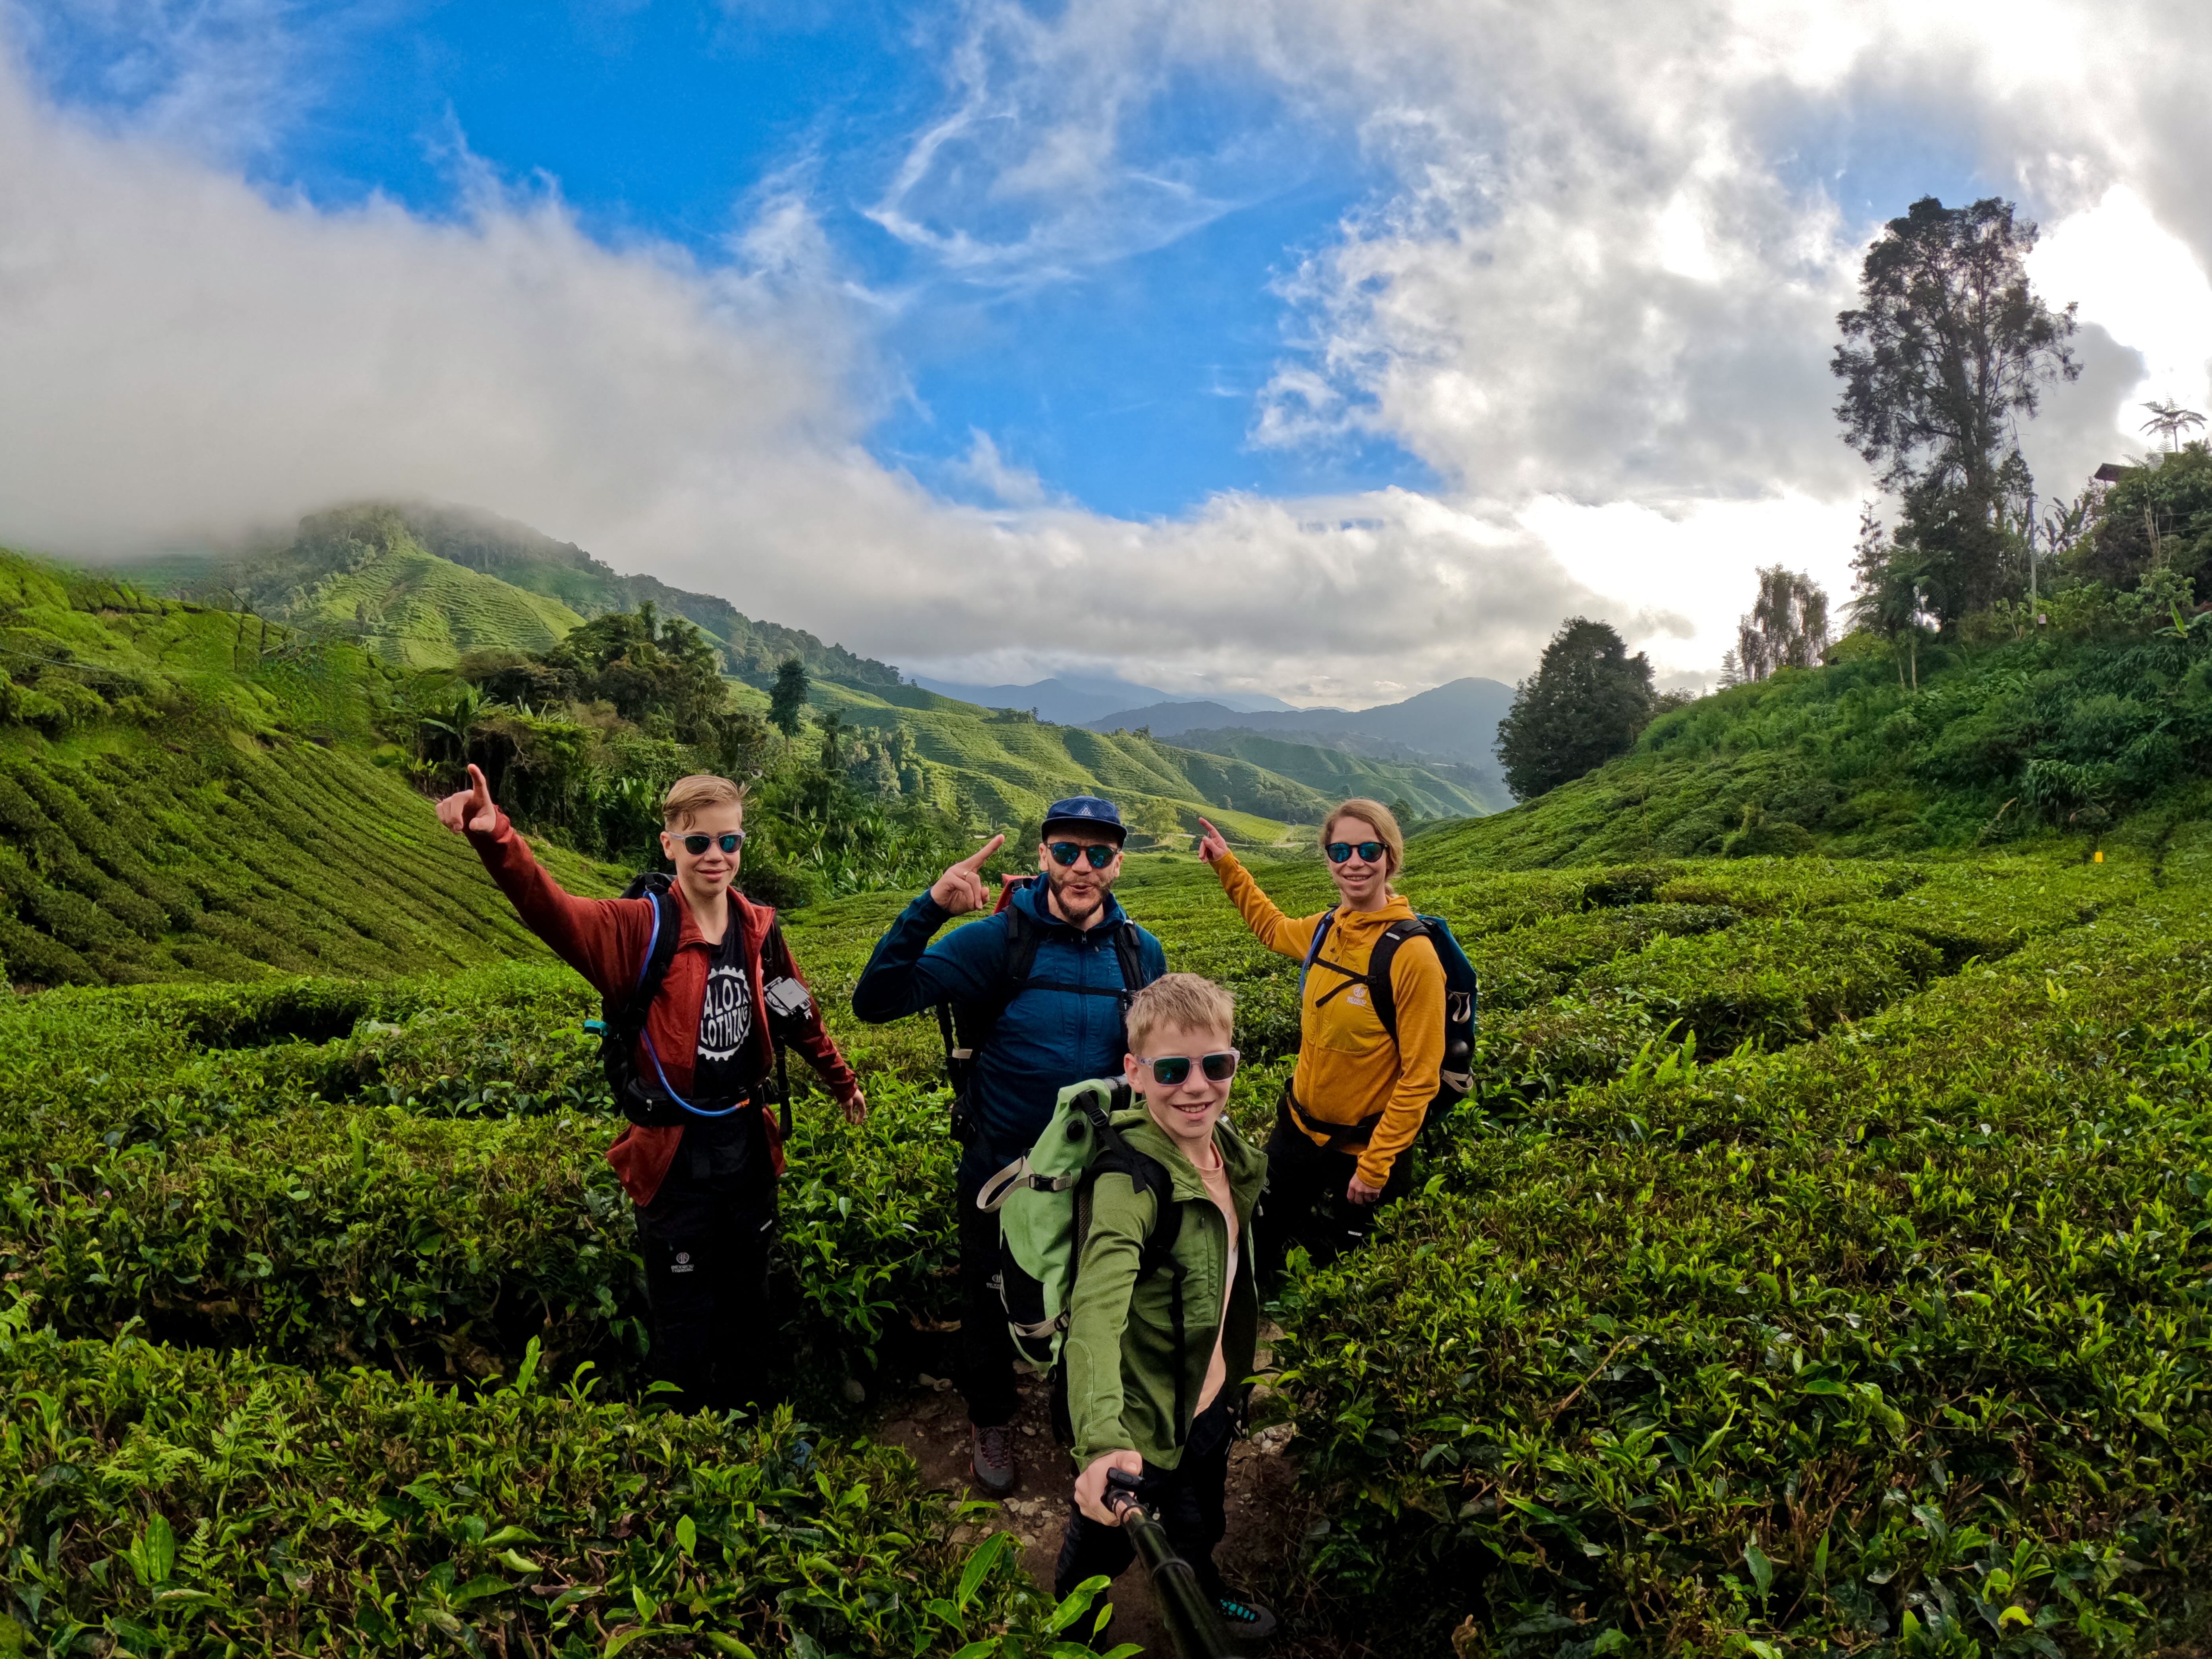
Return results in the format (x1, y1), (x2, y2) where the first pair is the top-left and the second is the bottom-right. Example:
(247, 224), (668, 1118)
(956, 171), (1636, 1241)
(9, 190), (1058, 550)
(0, 1302), (1079, 1659)
(1267, 854), (2212, 1653)
(0, 1076), (959, 1388)
(3, 834), (2198, 1654)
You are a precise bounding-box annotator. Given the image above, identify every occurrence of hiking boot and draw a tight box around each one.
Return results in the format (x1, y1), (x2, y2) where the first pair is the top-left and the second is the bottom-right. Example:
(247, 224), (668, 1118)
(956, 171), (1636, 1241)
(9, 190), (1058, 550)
(1214, 1594), (1278, 1649)
(970, 1422), (1018, 1496)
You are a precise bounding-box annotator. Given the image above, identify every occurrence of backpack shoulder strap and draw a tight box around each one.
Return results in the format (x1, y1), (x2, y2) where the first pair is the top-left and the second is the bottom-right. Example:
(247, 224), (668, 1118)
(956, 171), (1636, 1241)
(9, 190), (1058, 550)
(1296, 910), (1338, 1005)
(1364, 917), (1433, 1047)
(624, 888), (683, 1032)
(1109, 920), (1152, 1004)
(1001, 901), (1042, 993)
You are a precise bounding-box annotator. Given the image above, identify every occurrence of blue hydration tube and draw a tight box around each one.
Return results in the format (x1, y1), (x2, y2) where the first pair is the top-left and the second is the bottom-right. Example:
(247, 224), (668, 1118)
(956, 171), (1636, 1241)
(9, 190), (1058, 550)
(633, 893), (751, 1120)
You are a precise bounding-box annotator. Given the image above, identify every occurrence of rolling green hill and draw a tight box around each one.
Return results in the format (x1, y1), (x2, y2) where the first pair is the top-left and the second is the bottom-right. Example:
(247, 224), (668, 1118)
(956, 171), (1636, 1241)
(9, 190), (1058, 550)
(812, 680), (1325, 845)
(122, 505), (588, 669)
(1161, 724), (1501, 817)
(1422, 616), (2212, 867)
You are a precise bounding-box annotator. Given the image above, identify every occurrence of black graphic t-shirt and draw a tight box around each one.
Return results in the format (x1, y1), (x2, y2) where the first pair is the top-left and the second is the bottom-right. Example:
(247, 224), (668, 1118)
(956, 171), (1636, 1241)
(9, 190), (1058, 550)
(692, 912), (770, 1105)
(673, 911), (774, 1183)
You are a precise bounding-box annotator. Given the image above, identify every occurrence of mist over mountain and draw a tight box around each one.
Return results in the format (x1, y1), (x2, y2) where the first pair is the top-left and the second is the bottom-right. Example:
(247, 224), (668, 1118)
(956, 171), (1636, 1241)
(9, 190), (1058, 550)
(118, 501), (902, 685)
(1089, 677), (1517, 770)
(907, 674), (1296, 726)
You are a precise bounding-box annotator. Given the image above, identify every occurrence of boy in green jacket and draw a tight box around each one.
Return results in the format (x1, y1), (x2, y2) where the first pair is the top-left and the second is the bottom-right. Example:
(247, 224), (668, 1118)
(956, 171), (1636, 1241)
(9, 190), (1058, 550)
(1056, 973), (1276, 1646)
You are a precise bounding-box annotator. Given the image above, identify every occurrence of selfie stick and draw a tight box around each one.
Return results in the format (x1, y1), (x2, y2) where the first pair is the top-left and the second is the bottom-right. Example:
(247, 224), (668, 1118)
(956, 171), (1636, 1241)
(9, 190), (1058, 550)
(1103, 1469), (1234, 1659)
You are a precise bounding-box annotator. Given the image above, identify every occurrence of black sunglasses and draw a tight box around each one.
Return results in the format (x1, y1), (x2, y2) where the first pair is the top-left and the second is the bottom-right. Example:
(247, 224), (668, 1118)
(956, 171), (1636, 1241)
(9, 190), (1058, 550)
(1048, 841), (1119, 869)
(676, 831), (746, 856)
(1138, 1050), (1240, 1087)
(1326, 840), (1385, 864)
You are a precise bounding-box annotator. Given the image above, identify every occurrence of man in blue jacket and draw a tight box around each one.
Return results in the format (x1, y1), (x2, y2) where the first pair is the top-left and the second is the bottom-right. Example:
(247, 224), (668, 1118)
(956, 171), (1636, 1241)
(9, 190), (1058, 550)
(853, 795), (1166, 1496)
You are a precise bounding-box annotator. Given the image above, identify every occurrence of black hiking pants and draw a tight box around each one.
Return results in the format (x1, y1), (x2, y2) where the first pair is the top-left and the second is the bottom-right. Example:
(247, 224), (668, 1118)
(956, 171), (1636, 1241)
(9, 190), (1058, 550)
(957, 1167), (1021, 1427)
(1054, 1396), (1236, 1602)
(1259, 1102), (1412, 1291)
(635, 1110), (777, 1414)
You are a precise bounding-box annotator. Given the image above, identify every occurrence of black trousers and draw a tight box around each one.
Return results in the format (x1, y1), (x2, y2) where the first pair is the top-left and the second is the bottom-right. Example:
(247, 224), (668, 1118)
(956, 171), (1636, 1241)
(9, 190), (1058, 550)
(635, 1113), (777, 1414)
(957, 1168), (1021, 1427)
(1259, 1103), (1413, 1289)
(1054, 1396), (1236, 1601)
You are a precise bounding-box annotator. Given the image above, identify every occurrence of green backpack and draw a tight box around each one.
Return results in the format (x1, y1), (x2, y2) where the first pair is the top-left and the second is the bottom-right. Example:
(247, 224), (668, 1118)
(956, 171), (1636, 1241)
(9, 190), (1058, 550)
(976, 1079), (1189, 1409)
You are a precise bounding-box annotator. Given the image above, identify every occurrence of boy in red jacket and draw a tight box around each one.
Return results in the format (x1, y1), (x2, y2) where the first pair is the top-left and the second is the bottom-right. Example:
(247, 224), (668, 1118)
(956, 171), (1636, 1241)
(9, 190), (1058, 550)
(438, 764), (865, 1412)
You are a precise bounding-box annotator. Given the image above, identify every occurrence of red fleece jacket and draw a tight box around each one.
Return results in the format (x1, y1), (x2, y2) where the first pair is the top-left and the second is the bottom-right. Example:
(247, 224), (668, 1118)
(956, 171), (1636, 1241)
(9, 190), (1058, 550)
(464, 810), (860, 1206)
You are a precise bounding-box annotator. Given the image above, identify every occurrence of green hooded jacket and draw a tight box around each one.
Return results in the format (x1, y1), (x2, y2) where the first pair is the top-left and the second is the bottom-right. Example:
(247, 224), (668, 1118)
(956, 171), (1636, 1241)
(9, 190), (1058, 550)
(1062, 1100), (1268, 1470)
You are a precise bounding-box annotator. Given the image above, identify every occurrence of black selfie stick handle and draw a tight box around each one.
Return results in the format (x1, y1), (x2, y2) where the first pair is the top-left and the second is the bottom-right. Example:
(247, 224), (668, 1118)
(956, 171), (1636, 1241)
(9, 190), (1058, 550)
(1104, 1469), (1233, 1659)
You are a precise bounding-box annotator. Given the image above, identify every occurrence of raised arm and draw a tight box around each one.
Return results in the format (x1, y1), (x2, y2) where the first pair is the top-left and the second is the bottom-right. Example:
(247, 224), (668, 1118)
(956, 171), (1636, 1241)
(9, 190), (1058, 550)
(440, 764), (647, 997)
(1197, 818), (1326, 961)
(851, 835), (1011, 1022)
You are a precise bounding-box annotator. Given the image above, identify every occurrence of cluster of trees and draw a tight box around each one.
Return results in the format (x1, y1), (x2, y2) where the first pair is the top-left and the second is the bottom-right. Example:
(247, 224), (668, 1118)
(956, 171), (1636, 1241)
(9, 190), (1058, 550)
(1500, 192), (2210, 808)
(1834, 194), (2210, 664)
(414, 617), (971, 901)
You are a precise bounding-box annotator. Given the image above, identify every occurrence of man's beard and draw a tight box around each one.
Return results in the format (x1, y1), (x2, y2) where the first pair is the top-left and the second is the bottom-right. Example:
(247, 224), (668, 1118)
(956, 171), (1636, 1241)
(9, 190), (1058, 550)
(1046, 862), (1114, 924)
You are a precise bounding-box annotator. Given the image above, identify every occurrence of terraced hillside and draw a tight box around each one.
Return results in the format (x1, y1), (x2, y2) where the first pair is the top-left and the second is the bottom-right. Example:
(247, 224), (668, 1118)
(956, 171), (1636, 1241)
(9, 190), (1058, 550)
(0, 548), (615, 986)
(1159, 724), (1499, 818)
(815, 679), (1332, 843)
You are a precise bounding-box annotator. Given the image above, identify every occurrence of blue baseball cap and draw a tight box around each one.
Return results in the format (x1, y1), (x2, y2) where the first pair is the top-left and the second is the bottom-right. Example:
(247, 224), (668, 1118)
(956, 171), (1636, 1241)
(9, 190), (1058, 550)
(1041, 795), (1126, 843)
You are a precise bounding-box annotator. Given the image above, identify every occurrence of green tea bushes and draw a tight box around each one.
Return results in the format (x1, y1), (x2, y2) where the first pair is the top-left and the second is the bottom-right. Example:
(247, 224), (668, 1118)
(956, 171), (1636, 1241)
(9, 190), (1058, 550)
(1266, 880), (2212, 1653)
(0, 1075), (962, 1394)
(1, 1102), (642, 1380)
(0, 1309), (1063, 1658)
(0, 963), (600, 1154)
(1574, 918), (1939, 1051)
(1820, 853), (2151, 970)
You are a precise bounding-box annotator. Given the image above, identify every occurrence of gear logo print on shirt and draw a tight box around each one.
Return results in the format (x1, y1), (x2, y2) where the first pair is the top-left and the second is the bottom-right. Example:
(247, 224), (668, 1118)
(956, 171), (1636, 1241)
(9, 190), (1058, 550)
(697, 964), (753, 1061)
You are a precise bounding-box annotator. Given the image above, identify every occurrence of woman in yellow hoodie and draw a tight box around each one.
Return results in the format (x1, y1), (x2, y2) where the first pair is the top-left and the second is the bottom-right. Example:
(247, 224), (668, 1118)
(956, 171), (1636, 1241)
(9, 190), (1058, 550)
(1195, 798), (1444, 1276)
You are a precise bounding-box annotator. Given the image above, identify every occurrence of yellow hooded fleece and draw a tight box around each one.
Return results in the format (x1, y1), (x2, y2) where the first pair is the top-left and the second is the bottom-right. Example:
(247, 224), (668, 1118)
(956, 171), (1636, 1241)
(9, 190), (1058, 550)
(1212, 850), (1444, 1189)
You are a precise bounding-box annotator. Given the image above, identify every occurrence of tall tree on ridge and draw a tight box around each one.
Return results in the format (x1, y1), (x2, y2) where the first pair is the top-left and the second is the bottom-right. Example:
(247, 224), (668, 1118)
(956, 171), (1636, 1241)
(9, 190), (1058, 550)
(1496, 617), (1655, 802)
(1734, 567), (1832, 681)
(768, 657), (811, 739)
(1833, 197), (2078, 626)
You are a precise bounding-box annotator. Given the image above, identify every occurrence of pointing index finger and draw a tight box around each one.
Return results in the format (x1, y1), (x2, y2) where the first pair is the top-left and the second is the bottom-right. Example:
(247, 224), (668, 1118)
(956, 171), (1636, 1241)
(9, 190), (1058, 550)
(962, 833), (1006, 870)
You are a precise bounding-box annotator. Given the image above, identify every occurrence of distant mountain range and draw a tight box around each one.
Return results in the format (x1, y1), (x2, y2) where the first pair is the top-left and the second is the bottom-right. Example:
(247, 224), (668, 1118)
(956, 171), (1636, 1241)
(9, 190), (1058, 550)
(1089, 677), (1518, 772)
(908, 673), (1295, 726)
(119, 501), (901, 686)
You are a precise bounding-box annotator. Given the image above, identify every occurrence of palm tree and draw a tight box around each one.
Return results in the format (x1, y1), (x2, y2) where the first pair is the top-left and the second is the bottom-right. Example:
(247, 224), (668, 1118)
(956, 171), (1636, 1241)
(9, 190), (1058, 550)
(2140, 399), (2206, 452)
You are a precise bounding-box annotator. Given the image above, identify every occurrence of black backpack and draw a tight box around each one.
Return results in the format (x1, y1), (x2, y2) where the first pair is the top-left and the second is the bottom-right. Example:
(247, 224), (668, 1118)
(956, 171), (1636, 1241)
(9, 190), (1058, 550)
(934, 874), (1153, 1144)
(588, 872), (793, 1133)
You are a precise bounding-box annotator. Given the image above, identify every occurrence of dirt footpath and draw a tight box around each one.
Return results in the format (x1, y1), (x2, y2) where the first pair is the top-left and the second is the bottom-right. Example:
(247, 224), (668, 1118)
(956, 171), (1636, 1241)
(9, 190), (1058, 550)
(876, 1367), (1307, 1655)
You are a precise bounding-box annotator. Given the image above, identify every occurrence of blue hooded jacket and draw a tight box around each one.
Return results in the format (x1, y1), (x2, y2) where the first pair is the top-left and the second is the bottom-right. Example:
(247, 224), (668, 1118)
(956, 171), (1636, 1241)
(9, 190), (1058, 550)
(851, 876), (1167, 1185)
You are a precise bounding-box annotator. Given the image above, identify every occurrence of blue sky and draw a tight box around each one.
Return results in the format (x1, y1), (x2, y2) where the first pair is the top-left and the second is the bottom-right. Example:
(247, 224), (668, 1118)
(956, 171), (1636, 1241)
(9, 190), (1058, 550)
(17, 0), (1433, 521)
(1, 2), (2200, 700)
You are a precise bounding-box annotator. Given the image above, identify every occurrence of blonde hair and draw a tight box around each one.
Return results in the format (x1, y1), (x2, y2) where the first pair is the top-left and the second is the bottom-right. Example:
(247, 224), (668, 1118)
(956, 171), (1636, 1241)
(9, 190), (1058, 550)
(1127, 973), (1236, 1053)
(1321, 797), (1404, 880)
(661, 774), (748, 828)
